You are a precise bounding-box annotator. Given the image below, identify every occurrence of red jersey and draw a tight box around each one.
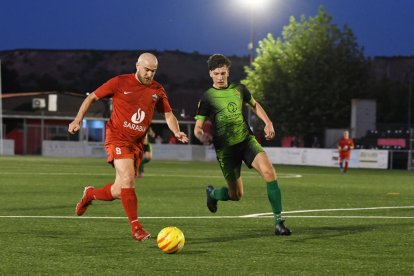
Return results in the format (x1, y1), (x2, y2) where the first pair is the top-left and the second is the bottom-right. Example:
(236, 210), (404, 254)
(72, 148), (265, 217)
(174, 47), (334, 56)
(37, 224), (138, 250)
(94, 74), (172, 145)
(338, 138), (354, 153)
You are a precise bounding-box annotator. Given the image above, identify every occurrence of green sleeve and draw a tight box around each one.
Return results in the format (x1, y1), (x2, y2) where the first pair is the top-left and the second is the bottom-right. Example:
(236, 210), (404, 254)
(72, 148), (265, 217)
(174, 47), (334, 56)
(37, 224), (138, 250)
(194, 115), (206, 121)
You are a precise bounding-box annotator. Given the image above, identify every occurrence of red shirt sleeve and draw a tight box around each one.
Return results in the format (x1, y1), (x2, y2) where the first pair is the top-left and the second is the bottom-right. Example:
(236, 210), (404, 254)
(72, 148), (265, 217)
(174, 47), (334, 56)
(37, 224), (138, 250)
(94, 77), (118, 99)
(155, 86), (172, 114)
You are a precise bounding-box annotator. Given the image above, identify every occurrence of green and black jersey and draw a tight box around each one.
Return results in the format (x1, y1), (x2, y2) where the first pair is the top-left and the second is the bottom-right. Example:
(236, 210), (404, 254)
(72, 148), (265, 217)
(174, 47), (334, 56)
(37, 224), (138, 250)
(195, 83), (255, 149)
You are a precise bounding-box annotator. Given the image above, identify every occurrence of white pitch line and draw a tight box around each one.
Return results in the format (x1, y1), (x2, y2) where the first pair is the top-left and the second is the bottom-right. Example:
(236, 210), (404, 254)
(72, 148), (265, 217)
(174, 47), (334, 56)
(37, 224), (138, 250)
(284, 215), (414, 219)
(284, 205), (414, 213)
(0, 215), (237, 219)
(1, 215), (414, 220)
(253, 215), (414, 219)
(1, 206), (413, 220)
(240, 205), (414, 217)
(0, 171), (302, 178)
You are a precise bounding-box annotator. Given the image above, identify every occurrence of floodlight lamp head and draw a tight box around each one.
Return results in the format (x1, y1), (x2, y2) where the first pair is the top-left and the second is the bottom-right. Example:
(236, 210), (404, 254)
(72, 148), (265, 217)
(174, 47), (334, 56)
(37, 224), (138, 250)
(240, 0), (268, 10)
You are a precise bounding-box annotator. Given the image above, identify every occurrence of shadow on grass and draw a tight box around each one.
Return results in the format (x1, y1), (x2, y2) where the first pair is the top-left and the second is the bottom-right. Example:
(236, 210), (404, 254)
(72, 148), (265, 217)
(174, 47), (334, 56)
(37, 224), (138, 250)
(148, 244), (208, 255)
(287, 224), (375, 242)
(187, 223), (409, 244)
(188, 228), (272, 245)
(2, 204), (75, 212)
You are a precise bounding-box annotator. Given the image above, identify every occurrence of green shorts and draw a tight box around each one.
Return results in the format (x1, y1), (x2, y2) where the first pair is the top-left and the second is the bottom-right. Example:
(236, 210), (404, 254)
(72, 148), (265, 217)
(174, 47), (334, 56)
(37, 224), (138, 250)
(143, 143), (152, 153)
(215, 135), (264, 181)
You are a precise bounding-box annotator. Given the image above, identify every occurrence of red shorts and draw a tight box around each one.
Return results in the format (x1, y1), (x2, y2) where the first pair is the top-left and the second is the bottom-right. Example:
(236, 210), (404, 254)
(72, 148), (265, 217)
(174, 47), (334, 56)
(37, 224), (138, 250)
(105, 143), (144, 176)
(339, 151), (351, 161)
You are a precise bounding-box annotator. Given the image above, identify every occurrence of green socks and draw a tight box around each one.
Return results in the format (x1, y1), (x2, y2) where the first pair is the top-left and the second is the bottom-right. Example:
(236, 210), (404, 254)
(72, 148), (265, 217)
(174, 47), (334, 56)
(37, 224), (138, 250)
(267, 180), (283, 224)
(141, 158), (150, 165)
(139, 158), (150, 173)
(210, 187), (229, 201)
(209, 182), (283, 224)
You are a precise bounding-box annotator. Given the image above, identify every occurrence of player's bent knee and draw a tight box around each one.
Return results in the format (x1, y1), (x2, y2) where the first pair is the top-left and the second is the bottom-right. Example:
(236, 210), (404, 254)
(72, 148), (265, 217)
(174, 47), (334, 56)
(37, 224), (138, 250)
(117, 174), (135, 189)
(111, 186), (122, 198)
(262, 169), (276, 181)
(122, 173), (135, 183)
(229, 191), (243, 201)
(236, 192), (243, 201)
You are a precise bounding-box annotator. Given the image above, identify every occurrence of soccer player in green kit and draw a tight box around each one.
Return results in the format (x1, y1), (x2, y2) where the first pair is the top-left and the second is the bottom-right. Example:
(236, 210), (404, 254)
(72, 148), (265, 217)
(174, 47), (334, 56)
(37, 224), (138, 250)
(194, 54), (291, 236)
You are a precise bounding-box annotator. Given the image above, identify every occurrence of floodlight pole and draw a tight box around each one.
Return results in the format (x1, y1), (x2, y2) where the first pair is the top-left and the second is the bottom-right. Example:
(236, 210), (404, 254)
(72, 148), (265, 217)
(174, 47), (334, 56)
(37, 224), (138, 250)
(247, 8), (256, 127)
(248, 9), (256, 68)
(408, 74), (413, 170)
(41, 109), (45, 150)
(408, 75), (412, 132)
(0, 59), (3, 155)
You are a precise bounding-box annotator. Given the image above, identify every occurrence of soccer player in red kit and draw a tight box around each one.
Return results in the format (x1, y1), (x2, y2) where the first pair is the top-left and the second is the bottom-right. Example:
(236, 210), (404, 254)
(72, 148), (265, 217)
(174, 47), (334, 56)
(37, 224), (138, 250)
(68, 53), (188, 241)
(337, 130), (354, 173)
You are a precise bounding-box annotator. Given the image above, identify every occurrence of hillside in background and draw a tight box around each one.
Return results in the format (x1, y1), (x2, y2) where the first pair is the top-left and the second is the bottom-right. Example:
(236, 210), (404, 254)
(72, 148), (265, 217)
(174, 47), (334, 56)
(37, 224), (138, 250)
(0, 49), (249, 117)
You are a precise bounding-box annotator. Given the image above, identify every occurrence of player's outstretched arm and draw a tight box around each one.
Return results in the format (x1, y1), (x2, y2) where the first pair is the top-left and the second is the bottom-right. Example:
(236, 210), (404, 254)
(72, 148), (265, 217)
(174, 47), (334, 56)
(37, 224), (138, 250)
(249, 100), (275, 140)
(194, 120), (206, 143)
(164, 112), (189, 143)
(68, 93), (99, 134)
(148, 127), (156, 138)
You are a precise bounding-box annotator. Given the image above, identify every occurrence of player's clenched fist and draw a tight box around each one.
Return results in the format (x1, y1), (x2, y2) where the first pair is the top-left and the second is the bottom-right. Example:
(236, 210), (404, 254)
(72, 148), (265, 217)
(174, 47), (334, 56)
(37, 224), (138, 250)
(264, 123), (275, 140)
(68, 120), (81, 134)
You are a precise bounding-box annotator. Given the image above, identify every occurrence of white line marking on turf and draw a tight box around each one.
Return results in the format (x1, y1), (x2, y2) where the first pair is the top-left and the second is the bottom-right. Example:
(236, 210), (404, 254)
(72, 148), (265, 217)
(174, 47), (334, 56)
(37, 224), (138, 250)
(0, 206), (413, 220)
(0, 215), (237, 219)
(240, 205), (414, 217)
(1, 215), (413, 219)
(0, 171), (302, 178)
(284, 216), (414, 219)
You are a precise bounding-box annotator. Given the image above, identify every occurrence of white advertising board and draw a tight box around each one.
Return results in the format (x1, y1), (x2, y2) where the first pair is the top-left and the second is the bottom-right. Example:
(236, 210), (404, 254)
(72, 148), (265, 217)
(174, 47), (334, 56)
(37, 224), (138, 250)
(42, 141), (389, 169)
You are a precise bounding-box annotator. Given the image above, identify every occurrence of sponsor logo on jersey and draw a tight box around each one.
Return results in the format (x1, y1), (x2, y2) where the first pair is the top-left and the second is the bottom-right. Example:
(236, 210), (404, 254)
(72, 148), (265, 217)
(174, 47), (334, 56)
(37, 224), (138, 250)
(123, 121), (146, 132)
(227, 102), (237, 113)
(216, 102), (239, 122)
(131, 108), (145, 124)
(217, 113), (239, 122)
(123, 108), (146, 132)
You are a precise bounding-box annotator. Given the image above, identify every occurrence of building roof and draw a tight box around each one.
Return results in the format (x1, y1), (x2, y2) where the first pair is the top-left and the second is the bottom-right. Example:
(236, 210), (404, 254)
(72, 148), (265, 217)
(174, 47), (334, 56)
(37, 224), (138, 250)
(1, 91), (108, 119)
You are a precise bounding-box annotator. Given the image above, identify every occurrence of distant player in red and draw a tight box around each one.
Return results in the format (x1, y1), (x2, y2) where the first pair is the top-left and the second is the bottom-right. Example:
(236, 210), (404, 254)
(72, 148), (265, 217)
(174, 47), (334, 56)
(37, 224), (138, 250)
(337, 130), (354, 173)
(68, 53), (188, 241)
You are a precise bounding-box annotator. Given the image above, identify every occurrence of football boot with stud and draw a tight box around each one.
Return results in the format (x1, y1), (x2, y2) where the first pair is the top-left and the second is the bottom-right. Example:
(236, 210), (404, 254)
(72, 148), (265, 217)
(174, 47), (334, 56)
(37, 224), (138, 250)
(275, 220), (292, 236)
(206, 185), (218, 213)
(75, 186), (94, 216)
(132, 227), (151, 241)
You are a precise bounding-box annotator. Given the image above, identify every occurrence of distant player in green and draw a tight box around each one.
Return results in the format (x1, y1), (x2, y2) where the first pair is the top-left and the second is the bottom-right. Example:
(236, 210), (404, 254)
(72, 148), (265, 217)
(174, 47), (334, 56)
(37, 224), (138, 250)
(194, 54), (291, 236)
(138, 127), (155, 178)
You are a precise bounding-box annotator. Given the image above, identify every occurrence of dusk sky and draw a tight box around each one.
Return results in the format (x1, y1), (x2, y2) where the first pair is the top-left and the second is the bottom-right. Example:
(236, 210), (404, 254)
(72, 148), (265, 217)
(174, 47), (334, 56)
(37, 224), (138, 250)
(1, 0), (413, 58)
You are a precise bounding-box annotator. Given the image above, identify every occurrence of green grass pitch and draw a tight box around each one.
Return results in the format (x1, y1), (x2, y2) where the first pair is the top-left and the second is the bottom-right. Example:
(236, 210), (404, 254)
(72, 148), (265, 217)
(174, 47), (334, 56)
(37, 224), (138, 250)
(0, 156), (413, 275)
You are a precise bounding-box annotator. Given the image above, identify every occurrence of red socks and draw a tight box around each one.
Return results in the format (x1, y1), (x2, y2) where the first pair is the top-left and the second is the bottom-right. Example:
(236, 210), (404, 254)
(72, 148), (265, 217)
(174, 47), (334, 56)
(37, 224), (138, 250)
(89, 185), (141, 230)
(121, 188), (142, 230)
(91, 183), (114, 201)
